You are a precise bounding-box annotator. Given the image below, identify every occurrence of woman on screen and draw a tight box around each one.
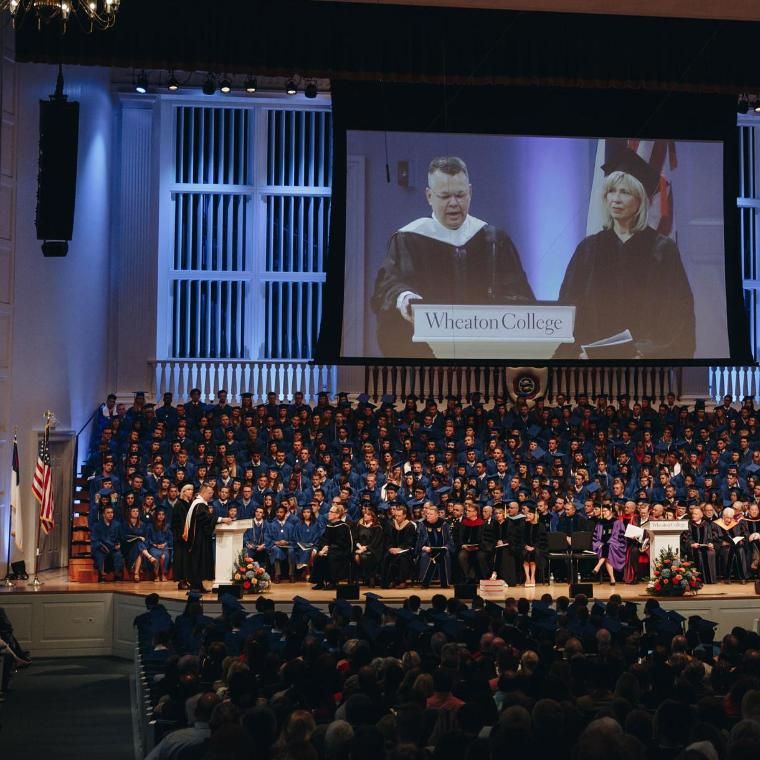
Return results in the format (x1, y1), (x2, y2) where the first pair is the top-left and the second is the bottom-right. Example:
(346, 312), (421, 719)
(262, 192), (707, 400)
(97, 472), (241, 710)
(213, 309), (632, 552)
(555, 148), (695, 360)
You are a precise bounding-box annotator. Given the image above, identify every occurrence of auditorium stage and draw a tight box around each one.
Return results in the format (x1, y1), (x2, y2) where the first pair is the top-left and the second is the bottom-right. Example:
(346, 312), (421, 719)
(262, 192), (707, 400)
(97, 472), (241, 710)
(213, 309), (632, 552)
(4, 568), (760, 606)
(4, 569), (760, 657)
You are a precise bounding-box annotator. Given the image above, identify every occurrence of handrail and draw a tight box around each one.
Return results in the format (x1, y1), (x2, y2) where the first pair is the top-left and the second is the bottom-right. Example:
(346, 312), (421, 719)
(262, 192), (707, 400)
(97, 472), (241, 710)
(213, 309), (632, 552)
(363, 365), (683, 404)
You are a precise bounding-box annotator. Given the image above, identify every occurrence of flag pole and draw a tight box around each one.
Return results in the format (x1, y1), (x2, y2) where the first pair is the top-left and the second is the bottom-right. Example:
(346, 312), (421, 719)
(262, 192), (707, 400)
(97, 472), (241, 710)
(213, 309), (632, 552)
(3, 501), (13, 587)
(31, 411), (52, 589)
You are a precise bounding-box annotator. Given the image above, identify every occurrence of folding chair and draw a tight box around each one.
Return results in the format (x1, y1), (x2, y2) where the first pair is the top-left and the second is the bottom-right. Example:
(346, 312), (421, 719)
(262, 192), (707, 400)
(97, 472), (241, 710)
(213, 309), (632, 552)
(546, 531), (571, 581)
(569, 531), (597, 580)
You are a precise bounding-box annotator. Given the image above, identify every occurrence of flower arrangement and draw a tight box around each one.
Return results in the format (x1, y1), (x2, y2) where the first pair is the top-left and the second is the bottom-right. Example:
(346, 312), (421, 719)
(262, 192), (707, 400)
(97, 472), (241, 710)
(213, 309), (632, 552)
(231, 550), (271, 594)
(647, 546), (703, 596)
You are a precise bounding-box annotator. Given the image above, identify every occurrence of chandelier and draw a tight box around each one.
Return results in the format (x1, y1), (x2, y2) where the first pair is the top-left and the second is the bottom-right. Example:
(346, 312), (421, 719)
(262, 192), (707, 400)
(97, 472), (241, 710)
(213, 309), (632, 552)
(1, 0), (120, 32)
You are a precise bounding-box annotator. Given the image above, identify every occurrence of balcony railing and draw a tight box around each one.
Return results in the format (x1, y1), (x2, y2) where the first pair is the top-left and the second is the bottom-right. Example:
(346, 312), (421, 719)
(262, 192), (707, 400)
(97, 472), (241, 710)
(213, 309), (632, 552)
(708, 365), (760, 401)
(362, 364), (683, 403)
(148, 359), (338, 404)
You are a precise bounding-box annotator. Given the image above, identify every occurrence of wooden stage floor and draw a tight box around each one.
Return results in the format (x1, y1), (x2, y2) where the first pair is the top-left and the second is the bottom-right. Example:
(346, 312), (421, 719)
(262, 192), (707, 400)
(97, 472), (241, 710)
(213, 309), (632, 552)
(4, 568), (760, 607)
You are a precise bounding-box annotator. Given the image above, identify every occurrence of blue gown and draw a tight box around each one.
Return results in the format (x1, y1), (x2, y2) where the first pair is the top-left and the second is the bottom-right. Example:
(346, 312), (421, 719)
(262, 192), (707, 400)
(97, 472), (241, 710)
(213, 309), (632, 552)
(290, 520), (324, 565)
(265, 519), (292, 563)
(90, 519), (125, 574)
(415, 519), (453, 585)
(147, 524), (174, 570)
(120, 520), (148, 566)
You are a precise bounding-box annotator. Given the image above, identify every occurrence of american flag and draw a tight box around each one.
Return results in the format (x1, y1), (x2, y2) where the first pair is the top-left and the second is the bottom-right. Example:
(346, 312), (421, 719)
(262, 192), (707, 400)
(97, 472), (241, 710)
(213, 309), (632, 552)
(32, 430), (54, 534)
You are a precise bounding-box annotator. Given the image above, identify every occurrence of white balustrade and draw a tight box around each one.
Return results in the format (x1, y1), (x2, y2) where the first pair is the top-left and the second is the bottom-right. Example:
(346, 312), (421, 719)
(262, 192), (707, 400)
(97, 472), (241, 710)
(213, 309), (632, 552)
(148, 360), (338, 403)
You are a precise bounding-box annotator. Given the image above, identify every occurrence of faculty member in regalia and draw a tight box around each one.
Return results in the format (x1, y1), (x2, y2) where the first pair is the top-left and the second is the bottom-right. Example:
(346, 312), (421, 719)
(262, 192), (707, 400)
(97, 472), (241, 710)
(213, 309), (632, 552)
(554, 148), (695, 360)
(371, 156), (535, 357)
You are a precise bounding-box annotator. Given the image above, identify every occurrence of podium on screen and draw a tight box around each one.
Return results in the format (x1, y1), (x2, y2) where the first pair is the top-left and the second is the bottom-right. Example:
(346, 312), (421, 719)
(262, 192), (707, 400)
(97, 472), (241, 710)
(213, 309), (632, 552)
(411, 304), (576, 359)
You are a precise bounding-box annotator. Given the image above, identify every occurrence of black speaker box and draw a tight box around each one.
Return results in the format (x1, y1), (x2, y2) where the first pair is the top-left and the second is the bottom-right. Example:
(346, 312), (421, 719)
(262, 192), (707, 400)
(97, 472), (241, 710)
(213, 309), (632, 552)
(455, 583), (477, 599)
(569, 582), (594, 597)
(216, 584), (242, 599)
(11, 560), (28, 579)
(336, 583), (360, 600)
(36, 97), (79, 251)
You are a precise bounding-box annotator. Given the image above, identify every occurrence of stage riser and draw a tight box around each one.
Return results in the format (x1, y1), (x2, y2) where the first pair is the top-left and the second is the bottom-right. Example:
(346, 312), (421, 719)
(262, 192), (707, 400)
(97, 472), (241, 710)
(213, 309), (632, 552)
(3, 590), (760, 659)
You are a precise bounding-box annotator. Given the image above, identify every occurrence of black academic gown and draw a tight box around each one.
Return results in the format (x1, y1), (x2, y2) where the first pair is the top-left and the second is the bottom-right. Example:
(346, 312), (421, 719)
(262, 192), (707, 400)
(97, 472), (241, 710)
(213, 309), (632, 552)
(680, 520), (717, 584)
(371, 221), (535, 357)
(488, 517), (524, 585)
(186, 498), (220, 589)
(171, 497), (191, 582)
(554, 226), (695, 359)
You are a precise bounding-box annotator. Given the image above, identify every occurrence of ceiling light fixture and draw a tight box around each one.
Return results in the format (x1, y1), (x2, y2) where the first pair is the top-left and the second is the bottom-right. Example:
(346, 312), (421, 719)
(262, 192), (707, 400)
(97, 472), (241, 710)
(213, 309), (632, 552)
(1, 0), (120, 32)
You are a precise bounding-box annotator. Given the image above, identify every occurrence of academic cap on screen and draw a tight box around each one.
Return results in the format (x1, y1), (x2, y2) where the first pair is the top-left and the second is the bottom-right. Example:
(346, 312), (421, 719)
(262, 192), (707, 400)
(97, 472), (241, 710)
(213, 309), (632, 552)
(602, 148), (661, 197)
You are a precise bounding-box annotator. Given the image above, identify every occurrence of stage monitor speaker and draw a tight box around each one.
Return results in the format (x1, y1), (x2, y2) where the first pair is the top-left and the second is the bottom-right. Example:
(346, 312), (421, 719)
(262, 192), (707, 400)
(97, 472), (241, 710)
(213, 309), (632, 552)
(455, 583), (477, 599)
(36, 96), (79, 253)
(10, 560), (28, 580)
(336, 583), (360, 600)
(216, 584), (242, 599)
(569, 582), (594, 597)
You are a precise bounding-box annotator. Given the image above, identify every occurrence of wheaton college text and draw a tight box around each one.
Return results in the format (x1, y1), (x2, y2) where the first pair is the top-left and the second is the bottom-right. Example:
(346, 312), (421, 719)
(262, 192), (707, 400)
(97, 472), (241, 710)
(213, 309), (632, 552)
(423, 309), (564, 336)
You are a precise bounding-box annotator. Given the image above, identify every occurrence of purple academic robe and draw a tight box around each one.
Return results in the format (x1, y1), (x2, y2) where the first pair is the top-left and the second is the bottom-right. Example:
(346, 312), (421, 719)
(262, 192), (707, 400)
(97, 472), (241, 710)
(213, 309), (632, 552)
(592, 519), (626, 572)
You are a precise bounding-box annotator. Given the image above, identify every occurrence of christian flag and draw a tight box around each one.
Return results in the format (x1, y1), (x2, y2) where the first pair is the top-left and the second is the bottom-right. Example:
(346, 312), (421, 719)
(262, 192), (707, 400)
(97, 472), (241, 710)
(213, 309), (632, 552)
(10, 434), (22, 550)
(586, 138), (678, 237)
(32, 430), (54, 535)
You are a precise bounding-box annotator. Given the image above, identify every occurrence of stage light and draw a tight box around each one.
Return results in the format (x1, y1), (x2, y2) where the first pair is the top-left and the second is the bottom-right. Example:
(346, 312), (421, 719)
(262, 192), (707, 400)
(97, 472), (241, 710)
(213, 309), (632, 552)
(135, 71), (148, 94)
(202, 73), (216, 96)
(754, 100), (760, 114)
(245, 77), (257, 94)
(305, 81), (318, 99)
(286, 79), (297, 96)
(167, 72), (179, 92)
(220, 78), (232, 94)
(738, 96), (749, 114)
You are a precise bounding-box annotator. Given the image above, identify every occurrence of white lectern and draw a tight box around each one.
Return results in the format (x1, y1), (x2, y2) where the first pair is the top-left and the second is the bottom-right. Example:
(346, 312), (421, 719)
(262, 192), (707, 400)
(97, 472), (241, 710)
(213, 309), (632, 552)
(647, 520), (688, 578)
(411, 304), (575, 359)
(213, 519), (253, 589)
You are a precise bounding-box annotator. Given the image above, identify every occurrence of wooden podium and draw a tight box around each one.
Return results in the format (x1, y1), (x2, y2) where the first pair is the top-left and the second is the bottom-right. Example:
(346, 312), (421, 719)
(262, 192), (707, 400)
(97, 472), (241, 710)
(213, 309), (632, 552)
(647, 520), (688, 577)
(213, 519), (253, 589)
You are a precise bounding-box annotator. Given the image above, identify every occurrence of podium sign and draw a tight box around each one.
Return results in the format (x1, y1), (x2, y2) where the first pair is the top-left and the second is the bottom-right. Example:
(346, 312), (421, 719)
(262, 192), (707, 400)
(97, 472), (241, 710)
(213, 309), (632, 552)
(412, 304), (575, 359)
(213, 519), (253, 589)
(647, 520), (689, 578)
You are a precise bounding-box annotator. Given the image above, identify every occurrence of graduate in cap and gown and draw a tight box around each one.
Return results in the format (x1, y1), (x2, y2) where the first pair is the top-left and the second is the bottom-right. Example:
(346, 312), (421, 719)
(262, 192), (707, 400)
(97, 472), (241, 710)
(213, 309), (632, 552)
(555, 147), (695, 360)
(371, 155), (534, 357)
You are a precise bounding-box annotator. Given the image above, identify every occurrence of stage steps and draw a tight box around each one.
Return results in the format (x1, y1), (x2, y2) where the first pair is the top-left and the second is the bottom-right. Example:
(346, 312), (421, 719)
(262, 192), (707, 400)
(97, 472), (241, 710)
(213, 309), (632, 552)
(69, 476), (98, 582)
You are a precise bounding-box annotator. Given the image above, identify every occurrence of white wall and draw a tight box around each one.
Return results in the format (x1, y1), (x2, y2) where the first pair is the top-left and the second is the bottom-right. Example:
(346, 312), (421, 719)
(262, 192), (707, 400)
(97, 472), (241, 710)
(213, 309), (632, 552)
(3, 63), (113, 570)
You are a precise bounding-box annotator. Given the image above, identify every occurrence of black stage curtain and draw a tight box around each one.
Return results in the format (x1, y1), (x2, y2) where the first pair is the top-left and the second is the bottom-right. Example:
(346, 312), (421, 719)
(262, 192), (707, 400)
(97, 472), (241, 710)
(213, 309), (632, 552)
(14, 0), (760, 94)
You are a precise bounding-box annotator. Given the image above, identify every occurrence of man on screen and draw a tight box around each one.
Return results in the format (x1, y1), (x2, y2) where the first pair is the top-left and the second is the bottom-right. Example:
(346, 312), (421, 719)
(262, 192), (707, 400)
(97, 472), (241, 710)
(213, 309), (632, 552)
(371, 156), (535, 357)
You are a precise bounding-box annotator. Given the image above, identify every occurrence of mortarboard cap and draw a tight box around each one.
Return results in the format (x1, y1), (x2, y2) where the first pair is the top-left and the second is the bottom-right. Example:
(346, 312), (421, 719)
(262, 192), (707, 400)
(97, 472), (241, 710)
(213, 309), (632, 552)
(602, 148), (661, 196)
(527, 425), (542, 439)
(186, 590), (204, 602)
(586, 482), (600, 494)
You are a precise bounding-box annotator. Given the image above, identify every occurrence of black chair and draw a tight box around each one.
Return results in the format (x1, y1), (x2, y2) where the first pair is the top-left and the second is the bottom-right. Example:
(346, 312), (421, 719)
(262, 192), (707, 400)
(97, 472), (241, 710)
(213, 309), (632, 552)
(546, 531), (571, 580)
(569, 531), (596, 580)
